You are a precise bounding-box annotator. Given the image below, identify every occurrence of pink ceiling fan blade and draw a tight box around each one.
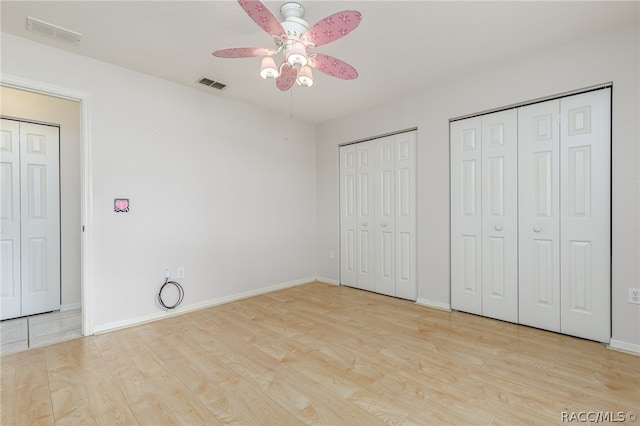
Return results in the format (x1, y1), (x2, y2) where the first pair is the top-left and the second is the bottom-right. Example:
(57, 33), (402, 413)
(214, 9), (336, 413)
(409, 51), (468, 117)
(212, 47), (275, 58)
(237, 0), (286, 37)
(276, 62), (297, 91)
(304, 10), (362, 48)
(309, 54), (358, 80)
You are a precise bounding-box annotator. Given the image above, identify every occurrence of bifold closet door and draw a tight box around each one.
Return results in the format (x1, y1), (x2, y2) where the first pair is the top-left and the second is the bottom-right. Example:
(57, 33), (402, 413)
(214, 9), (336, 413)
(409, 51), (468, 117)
(481, 110), (518, 322)
(373, 133), (417, 299)
(559, 89), (610, 343)
(518, 99), (562, 332)
(519, 88), (610, 342)
(339, 143), (375, 292)
(1, 120), (22, 319)
(339, 145), (357, 287)
(451, 111), (518, 322)
(393, 131), (417, 300)
(373, 136), (396, 297)
(1, 119), (61, 320)
(356, 142), (375, 292)
(340, 131), (416, 300)
(450, 117), (482, 315)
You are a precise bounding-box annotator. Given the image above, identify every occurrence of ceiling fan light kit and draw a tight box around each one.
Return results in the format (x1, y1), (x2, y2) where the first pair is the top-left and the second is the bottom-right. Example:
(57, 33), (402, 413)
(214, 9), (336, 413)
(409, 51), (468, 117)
(212, 0), (361, 91)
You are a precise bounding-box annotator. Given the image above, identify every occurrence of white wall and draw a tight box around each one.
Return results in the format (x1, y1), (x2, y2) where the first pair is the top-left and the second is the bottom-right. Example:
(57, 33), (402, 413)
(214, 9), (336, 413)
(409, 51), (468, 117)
(0, 87), (82, 309)
(2, 33), (317, 332)
(316, 23), (640, 348)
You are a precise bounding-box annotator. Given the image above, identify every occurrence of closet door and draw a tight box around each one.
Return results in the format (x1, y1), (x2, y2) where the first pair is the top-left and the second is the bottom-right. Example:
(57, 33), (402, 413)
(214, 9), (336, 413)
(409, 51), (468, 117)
(339, 145), (357, 287)
(0, 119), (60, 320)
(450, 117), (482, 315)
(0, 120), (22, 319)
(394, 132), (417, 300)
(374, 136), (396, 297)
(518, 100), (561, 332)
(560, 88), (610, 343)
(356, 143), (375, 292)
(481, 110), (518, 322)
(20, 122), (61, 316)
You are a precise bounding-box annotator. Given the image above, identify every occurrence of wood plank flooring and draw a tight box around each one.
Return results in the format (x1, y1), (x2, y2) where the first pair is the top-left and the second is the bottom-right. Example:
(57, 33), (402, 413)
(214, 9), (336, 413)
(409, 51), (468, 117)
(1, 282), (638, 425)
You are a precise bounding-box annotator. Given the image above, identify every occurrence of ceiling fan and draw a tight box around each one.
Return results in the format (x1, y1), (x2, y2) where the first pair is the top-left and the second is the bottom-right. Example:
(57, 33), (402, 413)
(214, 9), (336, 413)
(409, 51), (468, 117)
(212, 0), (362, 90)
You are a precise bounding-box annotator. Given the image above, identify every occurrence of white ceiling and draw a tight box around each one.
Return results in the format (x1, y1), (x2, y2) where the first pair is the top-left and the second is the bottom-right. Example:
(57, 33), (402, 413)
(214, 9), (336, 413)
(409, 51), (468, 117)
(1, 1), (638, 124)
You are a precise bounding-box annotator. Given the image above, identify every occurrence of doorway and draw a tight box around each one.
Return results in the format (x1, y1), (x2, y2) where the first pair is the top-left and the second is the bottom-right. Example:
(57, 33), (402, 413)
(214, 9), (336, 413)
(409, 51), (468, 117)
(0, 80), (90, 351)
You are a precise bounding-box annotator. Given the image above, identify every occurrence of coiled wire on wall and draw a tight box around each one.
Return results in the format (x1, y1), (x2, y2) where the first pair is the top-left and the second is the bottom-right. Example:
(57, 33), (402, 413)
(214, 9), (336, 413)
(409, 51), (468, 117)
(157, 278), (184, 310)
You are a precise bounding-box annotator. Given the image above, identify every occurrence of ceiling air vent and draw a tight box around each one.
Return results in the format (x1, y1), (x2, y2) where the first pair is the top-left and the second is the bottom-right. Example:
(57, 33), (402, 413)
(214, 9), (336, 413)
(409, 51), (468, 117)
(26, 16), (82, 46)
(199, 78), (226, 90)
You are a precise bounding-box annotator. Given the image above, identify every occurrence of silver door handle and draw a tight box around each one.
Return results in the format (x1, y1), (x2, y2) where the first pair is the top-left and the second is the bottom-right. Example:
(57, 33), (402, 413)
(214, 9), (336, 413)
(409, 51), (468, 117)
(534, 226), (542, 233)
(362, 222), (367, 227)
(381, 223), (387, 228)
(495, 225), (503, 231)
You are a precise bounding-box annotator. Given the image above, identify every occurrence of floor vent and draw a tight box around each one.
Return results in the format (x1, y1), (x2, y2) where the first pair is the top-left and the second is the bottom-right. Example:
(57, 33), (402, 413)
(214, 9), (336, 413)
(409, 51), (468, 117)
(26, 16), (82, 46)
(199, 78), (227, 90)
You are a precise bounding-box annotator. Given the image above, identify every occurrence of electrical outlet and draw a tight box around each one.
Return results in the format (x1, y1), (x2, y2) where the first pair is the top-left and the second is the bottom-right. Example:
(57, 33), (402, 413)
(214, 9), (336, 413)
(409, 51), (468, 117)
(164, 268), (171, 278)
(629, 288), (640, 304)
(329, 250), (334, 260)
(177, 267), (185, 279)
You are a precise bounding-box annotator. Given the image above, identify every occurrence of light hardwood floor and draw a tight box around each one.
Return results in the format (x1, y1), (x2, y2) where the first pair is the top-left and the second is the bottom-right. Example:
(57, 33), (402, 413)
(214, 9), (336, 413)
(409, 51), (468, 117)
(1, 282), (638, 425)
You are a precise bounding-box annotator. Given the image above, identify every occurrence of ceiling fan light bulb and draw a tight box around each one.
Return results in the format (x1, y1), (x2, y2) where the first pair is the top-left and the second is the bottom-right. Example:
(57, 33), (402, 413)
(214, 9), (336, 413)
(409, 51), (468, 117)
(296, 65), (314, 87)
(259, 56), (279, 79)
(286, 41), (308, 67)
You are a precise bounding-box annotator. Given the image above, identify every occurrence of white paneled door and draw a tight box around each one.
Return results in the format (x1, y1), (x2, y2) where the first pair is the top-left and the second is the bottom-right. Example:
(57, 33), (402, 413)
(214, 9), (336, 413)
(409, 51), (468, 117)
(374, 136), (396, 297)
(451, 110), (518, 322)
(0, 120), (21, 319)
(0, 119), (60, 320)
(450, 117), (482, 315)
(559, 89), (610, 342)
(393, 132), (418, 301)
(339, 145), (357, 288)
(356, 142), (375, 292)
(340, 131), (417, 300)
(481, 110), (518, 323)
(518, 99), (562, 332)
(452, 88), (611, 343)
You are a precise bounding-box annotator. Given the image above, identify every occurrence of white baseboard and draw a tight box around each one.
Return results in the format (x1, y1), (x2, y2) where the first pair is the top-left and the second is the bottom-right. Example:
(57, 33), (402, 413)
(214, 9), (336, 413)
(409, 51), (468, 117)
(315, 276), (339, 286)
(415, 298), (452, 312)
(93, 277), (316, 335)
(60, 302), (81, 312)
(608, 339), (640, 356)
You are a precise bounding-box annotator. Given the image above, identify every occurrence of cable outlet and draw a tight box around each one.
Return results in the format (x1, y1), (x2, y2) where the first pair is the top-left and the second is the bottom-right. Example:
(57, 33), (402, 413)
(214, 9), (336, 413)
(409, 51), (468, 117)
(164, 268), (171, 278)
(629, 288), (640, 304)
(177, 267), (185, 279)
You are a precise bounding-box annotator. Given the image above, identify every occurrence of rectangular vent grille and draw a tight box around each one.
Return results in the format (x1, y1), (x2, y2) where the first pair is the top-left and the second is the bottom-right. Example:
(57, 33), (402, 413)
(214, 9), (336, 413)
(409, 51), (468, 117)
(27, 16), (82, 45)
(199, 78), (226, 90)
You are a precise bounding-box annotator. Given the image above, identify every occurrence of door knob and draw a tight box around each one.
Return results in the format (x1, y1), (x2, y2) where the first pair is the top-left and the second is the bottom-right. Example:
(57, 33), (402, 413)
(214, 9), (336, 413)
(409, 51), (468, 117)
(381, 223), (387, 228)
(362, 222), (367, 227)
(495, 225), (503, 231)
(534, 226), (542, 233)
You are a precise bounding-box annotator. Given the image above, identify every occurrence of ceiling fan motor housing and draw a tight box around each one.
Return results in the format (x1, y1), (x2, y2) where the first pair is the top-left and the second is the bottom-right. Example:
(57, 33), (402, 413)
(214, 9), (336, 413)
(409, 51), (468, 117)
(280, 2), (309, 38)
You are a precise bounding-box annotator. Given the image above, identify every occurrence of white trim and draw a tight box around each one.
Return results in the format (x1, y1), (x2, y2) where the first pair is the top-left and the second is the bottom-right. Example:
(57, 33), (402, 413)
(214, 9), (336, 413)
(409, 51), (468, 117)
(92, 277), (316, 335)
(415, 298), (452, 312)
(315, 276), (339, 286)
(60, 302), (81, 312)
(608, 339), (640, 356)
(0, 73), (93, 336)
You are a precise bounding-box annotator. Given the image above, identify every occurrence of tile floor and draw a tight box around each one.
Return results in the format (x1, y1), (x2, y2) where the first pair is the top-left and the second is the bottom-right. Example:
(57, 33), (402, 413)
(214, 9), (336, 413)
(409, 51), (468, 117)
(0, 309), (82, 356)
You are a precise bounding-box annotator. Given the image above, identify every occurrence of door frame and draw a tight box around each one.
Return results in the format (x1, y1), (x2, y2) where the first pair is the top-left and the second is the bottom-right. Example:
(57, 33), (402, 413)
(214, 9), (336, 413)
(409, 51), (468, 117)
(1, 73), (94, 335)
